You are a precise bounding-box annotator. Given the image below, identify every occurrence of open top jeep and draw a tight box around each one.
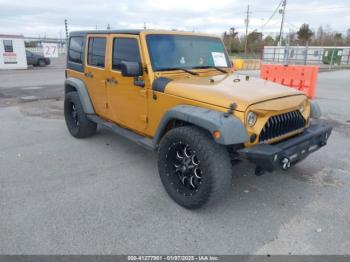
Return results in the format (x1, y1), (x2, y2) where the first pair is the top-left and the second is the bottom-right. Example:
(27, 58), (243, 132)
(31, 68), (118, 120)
(64, 29), (332, 209)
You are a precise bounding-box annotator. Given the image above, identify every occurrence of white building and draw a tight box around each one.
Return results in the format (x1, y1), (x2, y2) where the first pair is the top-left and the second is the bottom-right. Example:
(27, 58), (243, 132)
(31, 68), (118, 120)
(0, 34), (27, 70)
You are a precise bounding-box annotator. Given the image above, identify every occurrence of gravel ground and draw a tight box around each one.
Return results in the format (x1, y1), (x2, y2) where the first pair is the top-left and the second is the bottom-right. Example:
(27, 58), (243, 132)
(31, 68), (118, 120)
(0, 63), (350, 254)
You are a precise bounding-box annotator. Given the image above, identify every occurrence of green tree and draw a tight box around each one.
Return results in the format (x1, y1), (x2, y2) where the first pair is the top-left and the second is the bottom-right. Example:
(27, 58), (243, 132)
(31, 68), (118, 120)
(228, 27), (238, 38)
(334, 33), (343, 45)
(297, 23), (314, 45)
(222, 27), (242, 54)
(263, 36), (275, 46)
(246, 31), (263, 53)
(346, 29), (350, 45)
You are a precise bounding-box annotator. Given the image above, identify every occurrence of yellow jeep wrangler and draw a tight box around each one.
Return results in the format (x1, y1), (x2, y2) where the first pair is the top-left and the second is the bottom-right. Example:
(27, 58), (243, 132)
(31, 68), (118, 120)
(64, 29), (332, 209)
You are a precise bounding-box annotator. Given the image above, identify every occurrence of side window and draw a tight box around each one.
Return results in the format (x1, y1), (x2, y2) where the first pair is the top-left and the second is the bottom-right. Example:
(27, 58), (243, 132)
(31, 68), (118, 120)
(68, 37), (84, 64)
(3, 40), (13, 53)
(112, 38), (141, 70)
(87, 37), (106, 68)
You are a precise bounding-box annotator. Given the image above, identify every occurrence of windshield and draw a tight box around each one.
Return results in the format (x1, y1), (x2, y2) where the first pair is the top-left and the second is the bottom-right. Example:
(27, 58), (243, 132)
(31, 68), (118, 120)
(146, 34), (231, 71)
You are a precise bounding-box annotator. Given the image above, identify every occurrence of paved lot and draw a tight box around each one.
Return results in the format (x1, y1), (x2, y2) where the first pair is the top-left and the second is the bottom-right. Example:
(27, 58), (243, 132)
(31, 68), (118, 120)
(0, 62), (350, 254)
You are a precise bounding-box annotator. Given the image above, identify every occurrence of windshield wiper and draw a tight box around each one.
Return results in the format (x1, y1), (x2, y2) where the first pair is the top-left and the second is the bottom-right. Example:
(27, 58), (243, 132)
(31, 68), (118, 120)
(157, 67), (199, 75)
(192, 66), (229, 74)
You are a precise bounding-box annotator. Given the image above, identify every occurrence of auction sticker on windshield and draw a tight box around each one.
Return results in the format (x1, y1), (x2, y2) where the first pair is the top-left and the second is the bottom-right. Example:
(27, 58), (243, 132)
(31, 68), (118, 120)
(211, 52), (227, 67)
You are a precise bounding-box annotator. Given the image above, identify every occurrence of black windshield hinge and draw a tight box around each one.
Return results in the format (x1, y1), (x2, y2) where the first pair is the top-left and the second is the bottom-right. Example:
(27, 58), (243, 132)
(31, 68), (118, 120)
(224, 102), (237, 117)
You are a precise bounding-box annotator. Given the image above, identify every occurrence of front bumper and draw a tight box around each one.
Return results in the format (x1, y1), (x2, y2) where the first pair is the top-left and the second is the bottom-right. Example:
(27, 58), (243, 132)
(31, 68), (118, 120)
(238, 123), (332, 172)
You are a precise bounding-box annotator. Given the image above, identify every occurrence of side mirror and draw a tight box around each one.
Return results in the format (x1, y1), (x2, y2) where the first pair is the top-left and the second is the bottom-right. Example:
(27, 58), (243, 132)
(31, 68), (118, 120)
(120, 61), (143, 77)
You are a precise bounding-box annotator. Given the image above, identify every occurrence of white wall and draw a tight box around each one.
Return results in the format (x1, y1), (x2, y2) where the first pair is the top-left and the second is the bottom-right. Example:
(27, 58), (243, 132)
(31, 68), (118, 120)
(0, 36), (28, 70)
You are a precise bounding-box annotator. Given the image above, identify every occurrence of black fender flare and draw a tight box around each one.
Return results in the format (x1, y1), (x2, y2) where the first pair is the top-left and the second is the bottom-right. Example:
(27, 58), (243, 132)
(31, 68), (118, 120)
(153, 105), (249, 146)
(64, 77), (95, 114)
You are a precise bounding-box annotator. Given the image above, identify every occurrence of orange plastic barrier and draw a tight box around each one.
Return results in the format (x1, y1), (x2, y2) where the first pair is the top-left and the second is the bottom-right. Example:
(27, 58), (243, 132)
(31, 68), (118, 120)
(260, 64), (319, 99)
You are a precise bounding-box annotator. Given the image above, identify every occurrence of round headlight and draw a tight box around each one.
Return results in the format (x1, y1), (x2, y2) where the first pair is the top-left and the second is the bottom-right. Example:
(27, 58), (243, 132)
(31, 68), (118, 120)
(299, 105), (305, 113)
(247, 111), (257, 127)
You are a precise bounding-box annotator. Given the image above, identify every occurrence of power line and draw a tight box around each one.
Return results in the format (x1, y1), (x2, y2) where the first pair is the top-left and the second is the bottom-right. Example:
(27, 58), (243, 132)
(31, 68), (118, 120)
(285, 21), (298, 30)
(251, 5), (350, 13)
(256, 0), (284, 31)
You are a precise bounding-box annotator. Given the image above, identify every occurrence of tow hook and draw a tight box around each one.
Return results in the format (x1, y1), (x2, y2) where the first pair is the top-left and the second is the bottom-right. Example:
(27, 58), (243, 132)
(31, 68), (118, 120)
(280, 157), (291, 170)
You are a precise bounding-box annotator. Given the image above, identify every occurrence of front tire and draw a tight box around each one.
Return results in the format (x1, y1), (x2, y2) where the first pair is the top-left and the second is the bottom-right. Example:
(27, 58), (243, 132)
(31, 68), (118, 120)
(64, 92), (97, 138)
(158, 126), (233, 209)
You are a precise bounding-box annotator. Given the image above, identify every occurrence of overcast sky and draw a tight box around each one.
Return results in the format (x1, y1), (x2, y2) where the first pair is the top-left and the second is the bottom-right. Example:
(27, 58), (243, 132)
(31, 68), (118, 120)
(0, 0), (349, 38)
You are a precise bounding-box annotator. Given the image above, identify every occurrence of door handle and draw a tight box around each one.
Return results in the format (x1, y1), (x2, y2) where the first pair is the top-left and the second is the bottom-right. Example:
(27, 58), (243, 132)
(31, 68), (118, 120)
(106, 78), (118, 85)
(84, 72), (93, 78)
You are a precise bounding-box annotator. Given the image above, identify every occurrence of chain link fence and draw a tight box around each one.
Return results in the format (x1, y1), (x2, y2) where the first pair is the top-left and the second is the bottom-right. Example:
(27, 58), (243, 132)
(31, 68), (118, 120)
(263, 46), (350, 70)
(26, 47), (67, 55)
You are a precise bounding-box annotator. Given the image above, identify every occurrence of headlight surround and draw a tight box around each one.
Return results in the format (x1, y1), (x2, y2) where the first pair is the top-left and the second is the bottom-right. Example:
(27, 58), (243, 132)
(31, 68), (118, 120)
(247, 111), (257, 127)
(299, 99), (308, 114)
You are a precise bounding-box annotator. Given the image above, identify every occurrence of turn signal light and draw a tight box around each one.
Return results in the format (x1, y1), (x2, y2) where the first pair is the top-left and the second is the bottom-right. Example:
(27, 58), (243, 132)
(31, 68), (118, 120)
(213, 130), (221, 139)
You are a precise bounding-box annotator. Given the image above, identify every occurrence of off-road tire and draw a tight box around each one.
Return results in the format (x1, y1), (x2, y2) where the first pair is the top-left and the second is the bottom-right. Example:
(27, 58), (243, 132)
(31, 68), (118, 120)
(38, 59), (46, 67)
(64, 92), (97, 138)
(158, 126), (233, 209)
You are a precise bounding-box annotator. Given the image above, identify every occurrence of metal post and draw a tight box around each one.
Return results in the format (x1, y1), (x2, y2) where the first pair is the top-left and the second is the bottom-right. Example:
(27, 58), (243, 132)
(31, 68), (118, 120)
(329, 49), (335, 71)
(283, 45), (289, 65)
(304, 43), (308, 65)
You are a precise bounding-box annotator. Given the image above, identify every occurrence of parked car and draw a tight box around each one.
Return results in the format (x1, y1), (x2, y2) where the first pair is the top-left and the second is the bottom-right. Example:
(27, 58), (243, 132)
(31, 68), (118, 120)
(64, 29), (332, 209)
(26, 50), (50, 67)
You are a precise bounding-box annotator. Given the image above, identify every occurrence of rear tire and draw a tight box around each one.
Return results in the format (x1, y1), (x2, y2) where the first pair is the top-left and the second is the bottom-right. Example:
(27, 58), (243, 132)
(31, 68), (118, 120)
(158, 126), (233, 209)
(64, 92), (97, 138)
(38, 59), (46, 67)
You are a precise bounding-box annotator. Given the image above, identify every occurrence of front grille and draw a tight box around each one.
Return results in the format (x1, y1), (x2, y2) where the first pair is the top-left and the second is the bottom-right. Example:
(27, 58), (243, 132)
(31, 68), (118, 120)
(259, 111), (306, 142)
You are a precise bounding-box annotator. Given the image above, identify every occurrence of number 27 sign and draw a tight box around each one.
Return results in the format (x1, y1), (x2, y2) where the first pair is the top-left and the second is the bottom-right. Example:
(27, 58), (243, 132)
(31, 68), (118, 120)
(42, 43), (58, 58)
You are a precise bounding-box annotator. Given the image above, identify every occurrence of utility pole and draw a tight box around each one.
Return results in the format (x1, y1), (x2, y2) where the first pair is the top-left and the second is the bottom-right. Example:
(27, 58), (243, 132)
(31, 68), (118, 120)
(143, 22), (147, 30)
(244, 5), (250, 54)
(107, 24), (111, 30)
(64, 19), (69, 41)
(278, 0), (287, 46)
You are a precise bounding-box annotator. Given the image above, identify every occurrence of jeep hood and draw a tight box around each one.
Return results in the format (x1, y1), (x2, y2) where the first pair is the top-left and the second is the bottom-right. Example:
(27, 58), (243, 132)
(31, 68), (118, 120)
(163, 73), (305, 111)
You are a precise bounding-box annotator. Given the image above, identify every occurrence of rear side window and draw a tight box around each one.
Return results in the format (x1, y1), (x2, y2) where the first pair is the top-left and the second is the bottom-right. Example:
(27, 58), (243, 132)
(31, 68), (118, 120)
(3, 40), (13, 52)
(68, 37), (84, 64)
(112, 38), (141, 70)
(87, 37), (106, 68)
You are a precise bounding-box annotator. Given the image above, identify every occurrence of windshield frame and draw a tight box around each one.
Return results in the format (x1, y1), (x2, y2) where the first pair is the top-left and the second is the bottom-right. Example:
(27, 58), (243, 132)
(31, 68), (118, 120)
(145, 33), (232, 73)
